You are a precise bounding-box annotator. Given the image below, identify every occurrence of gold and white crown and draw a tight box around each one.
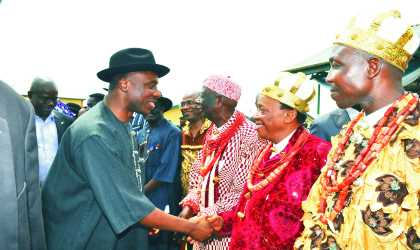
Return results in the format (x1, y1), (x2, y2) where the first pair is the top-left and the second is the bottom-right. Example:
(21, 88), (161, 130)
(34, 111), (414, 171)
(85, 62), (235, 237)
(335, 9), (420, 72)
(261, 72), (315, 114)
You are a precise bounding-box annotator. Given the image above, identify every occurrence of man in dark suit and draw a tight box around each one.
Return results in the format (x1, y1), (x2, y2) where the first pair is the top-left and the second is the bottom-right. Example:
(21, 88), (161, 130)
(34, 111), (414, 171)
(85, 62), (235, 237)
(310, 106), (361, 143)
(28, 76), (73, 185)
(0, 80), (46, 250)
(309, 108), (350, 143)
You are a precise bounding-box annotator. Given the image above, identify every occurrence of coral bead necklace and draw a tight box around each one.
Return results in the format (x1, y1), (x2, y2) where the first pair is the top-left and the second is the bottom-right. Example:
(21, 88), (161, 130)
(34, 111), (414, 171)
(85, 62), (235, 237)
(317, 93), (418, 229)
(200, 112), (245, 177)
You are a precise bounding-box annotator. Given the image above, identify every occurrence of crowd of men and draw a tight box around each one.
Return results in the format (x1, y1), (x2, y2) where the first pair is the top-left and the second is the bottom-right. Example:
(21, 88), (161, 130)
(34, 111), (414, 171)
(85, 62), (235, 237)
(2, 8), (420, 250)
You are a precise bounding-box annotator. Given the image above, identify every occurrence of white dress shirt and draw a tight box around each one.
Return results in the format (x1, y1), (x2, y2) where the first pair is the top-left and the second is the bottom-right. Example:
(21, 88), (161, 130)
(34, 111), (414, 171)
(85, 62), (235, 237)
(362, 104), (392, 127)
(346, 107), (360, 120)
(35, 112), (59, 182)
(270, 129), (297, 159)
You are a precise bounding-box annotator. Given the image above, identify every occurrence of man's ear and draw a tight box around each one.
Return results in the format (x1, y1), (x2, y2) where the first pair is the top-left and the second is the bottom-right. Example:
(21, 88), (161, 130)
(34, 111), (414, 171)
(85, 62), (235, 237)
(119, 78), (129, 92)
(366, 56), (382, 79)
(215, 95), (224, 109)
(28, 91), (33, 99)
(284, 109), (298, 124)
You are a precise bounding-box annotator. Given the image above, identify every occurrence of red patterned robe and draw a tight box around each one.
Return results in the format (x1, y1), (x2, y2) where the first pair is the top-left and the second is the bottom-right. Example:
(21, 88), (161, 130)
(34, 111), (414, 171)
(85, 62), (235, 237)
(182, 110), (267, 250)
(219, 127), (331, 249)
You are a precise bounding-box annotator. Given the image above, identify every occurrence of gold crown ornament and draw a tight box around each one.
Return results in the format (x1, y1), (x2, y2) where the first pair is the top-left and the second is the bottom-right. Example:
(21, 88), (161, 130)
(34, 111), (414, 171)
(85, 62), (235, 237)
(261, 72), (315, 114)
(334, 9), (420, 72)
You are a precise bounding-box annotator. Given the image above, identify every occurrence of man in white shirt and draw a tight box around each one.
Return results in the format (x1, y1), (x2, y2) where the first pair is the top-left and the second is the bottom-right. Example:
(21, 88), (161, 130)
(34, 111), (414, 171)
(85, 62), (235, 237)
(28, 76), (73, 185)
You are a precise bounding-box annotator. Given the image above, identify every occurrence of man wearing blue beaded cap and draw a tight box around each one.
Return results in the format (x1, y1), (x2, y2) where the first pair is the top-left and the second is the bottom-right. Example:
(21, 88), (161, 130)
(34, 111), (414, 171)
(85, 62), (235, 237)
(295, 9), (420, 249)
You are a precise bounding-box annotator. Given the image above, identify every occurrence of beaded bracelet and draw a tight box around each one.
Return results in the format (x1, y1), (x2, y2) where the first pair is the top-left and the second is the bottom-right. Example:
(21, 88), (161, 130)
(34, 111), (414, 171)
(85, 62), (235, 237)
(182, 199), (199, 214)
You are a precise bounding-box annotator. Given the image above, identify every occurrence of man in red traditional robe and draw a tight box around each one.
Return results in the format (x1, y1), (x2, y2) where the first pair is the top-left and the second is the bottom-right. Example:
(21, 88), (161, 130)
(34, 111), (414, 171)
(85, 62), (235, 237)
(206, 72), (331, 249)
(179, 74), (267, 250)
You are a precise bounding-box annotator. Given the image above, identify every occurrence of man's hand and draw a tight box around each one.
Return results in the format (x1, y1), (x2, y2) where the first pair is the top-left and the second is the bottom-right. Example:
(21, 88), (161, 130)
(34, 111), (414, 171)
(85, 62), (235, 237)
(207, 215), (224, 231)
(187, 215), (223, 244)
(173, 206), (194, 242)
(187, 215), (214, 242)
(179, 206), (194, 219)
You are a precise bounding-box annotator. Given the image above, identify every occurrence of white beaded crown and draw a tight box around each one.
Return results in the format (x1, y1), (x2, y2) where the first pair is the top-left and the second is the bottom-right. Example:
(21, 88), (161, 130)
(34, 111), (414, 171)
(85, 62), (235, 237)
(334, 9), (420, 72)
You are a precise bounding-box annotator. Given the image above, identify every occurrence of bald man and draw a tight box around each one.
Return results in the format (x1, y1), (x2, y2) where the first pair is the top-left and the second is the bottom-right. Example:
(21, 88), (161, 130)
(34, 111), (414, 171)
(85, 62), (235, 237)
(28, 76), (73, 185)
(179, 90), (212, 198)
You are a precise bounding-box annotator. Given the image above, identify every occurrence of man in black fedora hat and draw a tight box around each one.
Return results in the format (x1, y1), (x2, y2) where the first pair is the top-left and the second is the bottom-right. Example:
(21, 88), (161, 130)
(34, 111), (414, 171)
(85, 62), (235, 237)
(66, 102), (81, 121)
(41, 48), (213, 250)
(86, 92), (105, 109)
(137, 94), (183, 250)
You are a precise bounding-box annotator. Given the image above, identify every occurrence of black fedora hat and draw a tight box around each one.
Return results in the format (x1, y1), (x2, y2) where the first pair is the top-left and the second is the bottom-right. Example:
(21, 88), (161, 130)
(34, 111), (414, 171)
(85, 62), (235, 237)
(66, 102), (81, 114)
(97, 48), (170, 82)
(157, 96), (173, 113)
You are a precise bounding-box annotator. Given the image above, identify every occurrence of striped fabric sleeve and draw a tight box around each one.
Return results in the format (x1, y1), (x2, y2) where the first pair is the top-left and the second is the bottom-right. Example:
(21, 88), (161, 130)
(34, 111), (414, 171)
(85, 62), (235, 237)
(181, 119), (267, 218)
(201, 132), (266, 215)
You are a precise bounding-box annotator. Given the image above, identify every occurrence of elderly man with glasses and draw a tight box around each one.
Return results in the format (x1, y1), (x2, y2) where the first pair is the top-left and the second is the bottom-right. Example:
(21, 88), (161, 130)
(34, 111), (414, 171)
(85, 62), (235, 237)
(28, 76), (73, 186)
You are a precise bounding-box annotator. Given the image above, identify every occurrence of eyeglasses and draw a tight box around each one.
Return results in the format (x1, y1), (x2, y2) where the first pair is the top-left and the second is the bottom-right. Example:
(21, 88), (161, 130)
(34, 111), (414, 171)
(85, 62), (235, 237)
(180, 100), (196, 107)
(32, 93), (58, 103)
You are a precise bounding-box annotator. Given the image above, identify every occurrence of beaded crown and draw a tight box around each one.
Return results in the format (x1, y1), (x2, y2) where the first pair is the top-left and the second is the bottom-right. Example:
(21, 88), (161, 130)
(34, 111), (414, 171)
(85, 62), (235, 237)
(203, 74), (241, 101)
(334, 9), (420, 73)
(261, 72), (315, 114)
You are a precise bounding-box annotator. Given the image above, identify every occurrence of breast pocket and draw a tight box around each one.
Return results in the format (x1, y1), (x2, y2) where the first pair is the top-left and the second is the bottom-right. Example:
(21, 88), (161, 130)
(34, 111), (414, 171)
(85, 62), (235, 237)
(147, 146), (162, 167)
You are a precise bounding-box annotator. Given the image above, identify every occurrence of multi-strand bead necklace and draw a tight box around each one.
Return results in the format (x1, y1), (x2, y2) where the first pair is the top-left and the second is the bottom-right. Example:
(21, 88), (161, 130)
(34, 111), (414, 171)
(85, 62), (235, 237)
(317, 93), (418, 229)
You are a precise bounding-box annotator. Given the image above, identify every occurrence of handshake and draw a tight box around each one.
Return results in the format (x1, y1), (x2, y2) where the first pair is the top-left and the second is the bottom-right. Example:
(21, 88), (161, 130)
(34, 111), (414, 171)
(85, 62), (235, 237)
(173, 211), (225, 243)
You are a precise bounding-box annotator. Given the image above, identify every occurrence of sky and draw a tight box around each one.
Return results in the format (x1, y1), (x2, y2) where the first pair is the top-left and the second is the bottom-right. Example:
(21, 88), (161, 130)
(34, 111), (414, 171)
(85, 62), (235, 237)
(1, 0), (420, 117)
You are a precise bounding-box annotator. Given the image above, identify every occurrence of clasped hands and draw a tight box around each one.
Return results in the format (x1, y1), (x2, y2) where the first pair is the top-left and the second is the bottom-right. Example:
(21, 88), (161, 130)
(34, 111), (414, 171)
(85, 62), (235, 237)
(173, 213), (225, 244)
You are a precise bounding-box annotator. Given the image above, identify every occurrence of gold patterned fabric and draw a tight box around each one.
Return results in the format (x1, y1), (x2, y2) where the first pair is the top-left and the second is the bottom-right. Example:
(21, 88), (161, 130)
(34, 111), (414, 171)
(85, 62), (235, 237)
(181, 119), (212, 197)
(295, 94), (420, 250)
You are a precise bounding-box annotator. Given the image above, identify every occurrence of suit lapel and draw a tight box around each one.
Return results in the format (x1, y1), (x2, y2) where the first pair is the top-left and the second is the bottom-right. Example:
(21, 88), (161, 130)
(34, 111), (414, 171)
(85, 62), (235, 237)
(54, 112), (64, 144)
(0, 118), (19, 243)
(330, 109), (351, 131)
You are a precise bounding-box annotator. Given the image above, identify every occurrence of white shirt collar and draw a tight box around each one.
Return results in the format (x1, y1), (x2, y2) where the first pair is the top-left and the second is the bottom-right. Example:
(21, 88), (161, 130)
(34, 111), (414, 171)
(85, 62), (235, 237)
(346, 108), (360, 120)
(362, 104), (392, 127)
(270, 129), (296, 159)
(35, 111), (55, 122)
